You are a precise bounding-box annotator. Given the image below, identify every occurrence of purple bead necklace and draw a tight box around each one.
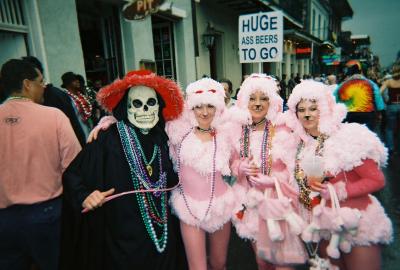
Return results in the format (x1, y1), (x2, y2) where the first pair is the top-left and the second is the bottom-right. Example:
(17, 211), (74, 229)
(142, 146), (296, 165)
(177, 128), (217, 222)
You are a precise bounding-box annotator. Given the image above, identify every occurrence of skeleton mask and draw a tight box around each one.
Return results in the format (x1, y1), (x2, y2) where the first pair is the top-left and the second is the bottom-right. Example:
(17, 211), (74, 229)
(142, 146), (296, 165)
(127, 86), (159, 134)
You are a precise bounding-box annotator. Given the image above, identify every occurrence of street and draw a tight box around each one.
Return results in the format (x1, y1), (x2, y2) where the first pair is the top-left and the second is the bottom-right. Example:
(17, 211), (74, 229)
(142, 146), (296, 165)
(227, 155), (400, 270)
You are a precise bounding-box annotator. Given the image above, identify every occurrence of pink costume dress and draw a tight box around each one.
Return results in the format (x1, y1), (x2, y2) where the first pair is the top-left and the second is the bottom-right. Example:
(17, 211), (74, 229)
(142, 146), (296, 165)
(283, 123), (392, 246)
(230, 125), (294, 241)
(169, 129), (236, 233)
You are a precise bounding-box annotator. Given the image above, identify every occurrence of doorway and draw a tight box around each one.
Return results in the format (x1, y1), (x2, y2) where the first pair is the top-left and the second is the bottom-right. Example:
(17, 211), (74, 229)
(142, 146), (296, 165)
(76, 0), (123, 89)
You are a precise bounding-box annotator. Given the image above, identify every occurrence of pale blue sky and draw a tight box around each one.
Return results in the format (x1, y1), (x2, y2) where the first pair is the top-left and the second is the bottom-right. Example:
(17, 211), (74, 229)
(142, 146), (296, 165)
(342, 0), (400, 68)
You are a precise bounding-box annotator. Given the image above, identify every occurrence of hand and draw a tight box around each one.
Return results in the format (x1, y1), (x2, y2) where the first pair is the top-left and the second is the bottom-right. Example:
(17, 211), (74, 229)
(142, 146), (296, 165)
(82, 188), (115, 211)
(248, 174), (275, 188)
(238, 156), (260, 177)
(87, 116), (117, 143)
(307, 176), (325, 192)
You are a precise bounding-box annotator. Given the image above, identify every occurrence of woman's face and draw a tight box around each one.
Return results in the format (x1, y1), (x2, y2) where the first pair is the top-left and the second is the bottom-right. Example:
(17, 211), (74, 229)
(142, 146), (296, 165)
(193, 104), (216, 128)
(248, 91), (269, 123)
(296, 99), (320, 135)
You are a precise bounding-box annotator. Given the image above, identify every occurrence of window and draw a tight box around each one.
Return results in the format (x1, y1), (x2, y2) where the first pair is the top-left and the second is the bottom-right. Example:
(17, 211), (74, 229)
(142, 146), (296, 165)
(312, 9), (316, 35)
(0, 0), (25, 27)
(152, 20), (176, 80)
(318, 14), (321, 38)
(0, 0), (28, 65)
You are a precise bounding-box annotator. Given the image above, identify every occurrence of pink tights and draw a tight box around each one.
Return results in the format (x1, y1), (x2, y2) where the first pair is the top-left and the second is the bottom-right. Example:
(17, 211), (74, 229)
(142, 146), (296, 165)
(320, 241), (382, 270)
(180, 221), (231, 270)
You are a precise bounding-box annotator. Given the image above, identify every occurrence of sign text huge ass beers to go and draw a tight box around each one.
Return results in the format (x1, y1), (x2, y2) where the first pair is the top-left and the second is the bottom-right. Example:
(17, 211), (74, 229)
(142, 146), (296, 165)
(239, 11), (283, 63)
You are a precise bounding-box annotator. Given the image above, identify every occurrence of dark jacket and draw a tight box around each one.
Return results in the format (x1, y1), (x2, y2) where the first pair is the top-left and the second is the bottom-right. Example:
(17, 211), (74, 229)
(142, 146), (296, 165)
(43, 84), (86, 146)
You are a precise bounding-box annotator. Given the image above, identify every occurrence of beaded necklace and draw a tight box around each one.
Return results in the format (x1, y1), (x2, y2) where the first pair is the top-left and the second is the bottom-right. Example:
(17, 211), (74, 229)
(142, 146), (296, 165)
(117, 121), (168, 253)
(294, 134), (328, 210)
(196, 126), (213, 132)
(239, 120), (274, 176)
(4, 96), (31, 103)
(63, 89), (93, 121)
(250, 118), (266, 130)
(177, 128), (217, 222)
(128, 127), (158, 176)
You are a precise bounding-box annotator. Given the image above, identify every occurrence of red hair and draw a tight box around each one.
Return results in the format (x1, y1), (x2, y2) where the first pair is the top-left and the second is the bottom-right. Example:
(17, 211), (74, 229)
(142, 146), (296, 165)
(97, 70), (184, 121)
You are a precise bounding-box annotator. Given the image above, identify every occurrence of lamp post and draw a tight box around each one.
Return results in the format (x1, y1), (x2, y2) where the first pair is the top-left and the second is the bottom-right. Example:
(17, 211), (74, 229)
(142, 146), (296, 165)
(203, 24), (217, 79)
(203, 33), (216, 51)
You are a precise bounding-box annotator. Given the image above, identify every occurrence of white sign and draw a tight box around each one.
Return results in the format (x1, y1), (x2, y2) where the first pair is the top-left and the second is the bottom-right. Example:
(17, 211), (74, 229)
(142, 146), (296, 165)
(239, 11), (283, 63)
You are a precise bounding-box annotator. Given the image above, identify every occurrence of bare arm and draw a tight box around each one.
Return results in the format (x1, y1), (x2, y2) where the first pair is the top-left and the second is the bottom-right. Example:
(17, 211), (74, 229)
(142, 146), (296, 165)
(380, 80), (389, 95)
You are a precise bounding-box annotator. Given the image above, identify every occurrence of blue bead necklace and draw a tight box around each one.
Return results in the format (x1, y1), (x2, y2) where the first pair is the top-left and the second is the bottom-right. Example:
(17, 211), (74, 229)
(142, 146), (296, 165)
(117, 121), (168, 253)
(128, 126), (158, 176)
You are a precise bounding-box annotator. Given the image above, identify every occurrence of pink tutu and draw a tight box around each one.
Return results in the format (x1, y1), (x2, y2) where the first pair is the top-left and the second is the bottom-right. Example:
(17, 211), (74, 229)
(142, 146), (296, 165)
(343, 195), (392, 246)
(231, 185), (262, 241)
(170, 188), (235, 233)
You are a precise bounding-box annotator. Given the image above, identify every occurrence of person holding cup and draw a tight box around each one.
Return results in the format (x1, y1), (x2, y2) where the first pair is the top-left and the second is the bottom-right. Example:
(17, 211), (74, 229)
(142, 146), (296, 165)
(283, 80), (392, 270)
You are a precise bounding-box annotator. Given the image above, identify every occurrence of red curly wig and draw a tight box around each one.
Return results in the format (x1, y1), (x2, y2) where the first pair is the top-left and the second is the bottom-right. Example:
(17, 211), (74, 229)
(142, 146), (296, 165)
(96, 70), (184, 121)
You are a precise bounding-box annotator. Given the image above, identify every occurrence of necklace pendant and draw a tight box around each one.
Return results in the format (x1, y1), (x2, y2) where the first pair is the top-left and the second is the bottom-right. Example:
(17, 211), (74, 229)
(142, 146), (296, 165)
(146, 165), (153, 176)
(296, 170), (305, 180)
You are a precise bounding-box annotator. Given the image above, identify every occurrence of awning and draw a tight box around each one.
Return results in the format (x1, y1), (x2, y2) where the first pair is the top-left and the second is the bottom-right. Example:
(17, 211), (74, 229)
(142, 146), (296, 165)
(214, 0), (268, 14)
(213, 0), (303, 28)
(284, 29), (322, 46)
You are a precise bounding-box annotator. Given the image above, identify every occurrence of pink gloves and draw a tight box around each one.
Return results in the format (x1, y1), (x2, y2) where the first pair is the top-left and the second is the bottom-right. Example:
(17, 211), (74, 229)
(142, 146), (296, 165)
(248, 174), (276, 188)
(238, 157), (259, 177)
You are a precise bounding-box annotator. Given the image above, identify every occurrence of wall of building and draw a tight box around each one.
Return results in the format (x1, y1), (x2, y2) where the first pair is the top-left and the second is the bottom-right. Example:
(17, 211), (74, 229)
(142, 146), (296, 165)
(34, 0), (85, 87)
(120, 16), (155, 72)
(195, 1), (242, 91)
(119, 0), (196, 88)
(173, 0), (197, 87)
(0, 33), (27, 66)
(310, 0), (329, 41)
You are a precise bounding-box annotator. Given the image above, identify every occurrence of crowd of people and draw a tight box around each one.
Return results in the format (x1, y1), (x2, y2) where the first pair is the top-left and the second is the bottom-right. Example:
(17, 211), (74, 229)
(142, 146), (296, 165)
(0, 56), (397, 270)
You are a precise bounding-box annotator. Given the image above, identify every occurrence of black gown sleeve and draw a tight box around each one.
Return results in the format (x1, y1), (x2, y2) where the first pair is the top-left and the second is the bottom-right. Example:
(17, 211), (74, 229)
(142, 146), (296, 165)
(59, 130), (109, 270)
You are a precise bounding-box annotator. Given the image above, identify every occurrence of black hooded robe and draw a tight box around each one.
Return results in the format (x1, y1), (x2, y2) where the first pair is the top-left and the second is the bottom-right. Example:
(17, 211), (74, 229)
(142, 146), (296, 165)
(59, 123), (187, 270)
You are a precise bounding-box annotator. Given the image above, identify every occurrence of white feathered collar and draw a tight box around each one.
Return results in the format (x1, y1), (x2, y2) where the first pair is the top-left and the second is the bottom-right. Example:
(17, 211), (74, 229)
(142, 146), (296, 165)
(178, 129), (232, 176)
(298, 123), (387, 176)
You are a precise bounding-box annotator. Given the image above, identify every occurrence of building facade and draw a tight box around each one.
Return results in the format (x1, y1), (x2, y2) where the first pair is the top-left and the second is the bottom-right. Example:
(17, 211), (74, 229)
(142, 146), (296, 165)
(0, 0), (353, 92)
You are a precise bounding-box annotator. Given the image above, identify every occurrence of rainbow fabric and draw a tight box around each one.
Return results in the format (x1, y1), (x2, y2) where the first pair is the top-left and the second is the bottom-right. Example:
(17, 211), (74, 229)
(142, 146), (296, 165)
(337, 79), (375, 112)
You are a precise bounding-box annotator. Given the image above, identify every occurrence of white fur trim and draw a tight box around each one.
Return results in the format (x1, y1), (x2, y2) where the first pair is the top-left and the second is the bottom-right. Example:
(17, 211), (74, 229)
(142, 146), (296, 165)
(323, 123), (388, 175)
(170, 187), (235, 233)
(232, 206), (259, 241)
(165, 113), (193, 146)
(185, 78), (225, 110)
(234, 73), (283, 125)
(228, 105), (252, 126)
(339, 195), (392, 246)
(285, 80), (347, 141)
(231, 185), (263, 241)
(247, 188), (264, 208)
(270, 125), (298, 187)
(291, 122), (387, 177)
(169, 129), (232, 176)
